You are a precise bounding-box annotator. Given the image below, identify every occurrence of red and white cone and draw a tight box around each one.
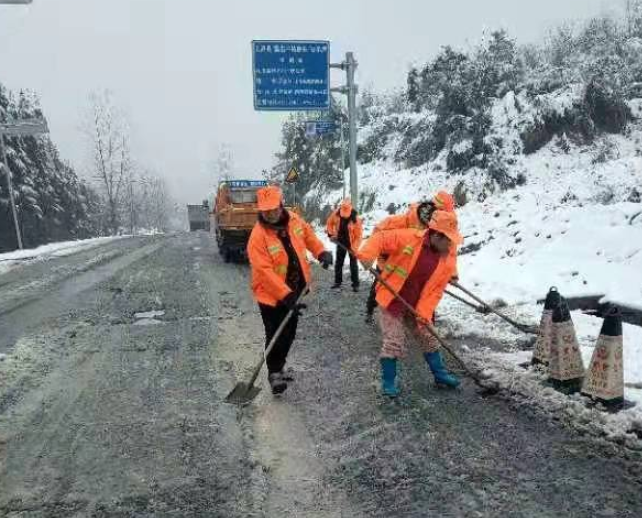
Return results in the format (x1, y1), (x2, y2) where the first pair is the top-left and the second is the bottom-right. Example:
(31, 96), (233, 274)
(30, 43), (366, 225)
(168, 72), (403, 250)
(548, 297), (585, 393)
(532, 287), (561, 367)
(581, 309), (625, 409)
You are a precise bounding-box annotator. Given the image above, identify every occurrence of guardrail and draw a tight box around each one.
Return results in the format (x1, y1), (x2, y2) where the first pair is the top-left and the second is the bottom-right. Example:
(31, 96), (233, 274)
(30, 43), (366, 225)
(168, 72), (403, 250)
(537, 293), (642, 328)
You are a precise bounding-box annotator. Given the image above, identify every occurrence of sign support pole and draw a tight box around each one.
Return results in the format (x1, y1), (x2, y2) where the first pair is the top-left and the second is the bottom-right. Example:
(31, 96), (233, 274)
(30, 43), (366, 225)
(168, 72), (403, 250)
(0, 133), (23, 250)
(331, 52), (358, 205)
(340, 121), (346, 199)
(346, 52), (358, 206)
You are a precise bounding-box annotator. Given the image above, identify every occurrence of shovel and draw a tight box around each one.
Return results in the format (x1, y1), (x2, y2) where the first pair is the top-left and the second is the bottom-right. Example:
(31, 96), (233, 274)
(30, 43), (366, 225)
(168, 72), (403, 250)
(450, 281), (538, 335)
(224, 290), (307, 406)
(335, 242), (500, 394)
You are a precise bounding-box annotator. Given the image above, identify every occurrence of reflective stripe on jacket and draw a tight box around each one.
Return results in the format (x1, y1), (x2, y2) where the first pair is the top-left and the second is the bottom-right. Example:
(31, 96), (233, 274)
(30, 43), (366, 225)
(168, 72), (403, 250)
(247, 211), (326, 306)
(372, 205), (459, 277)
(357, 228), (457, 322)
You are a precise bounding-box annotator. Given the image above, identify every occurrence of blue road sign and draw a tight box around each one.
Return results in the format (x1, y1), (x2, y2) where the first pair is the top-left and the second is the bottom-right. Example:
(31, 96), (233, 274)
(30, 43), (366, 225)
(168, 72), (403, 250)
(253, 40), (330, 111)
(305, 120), (337, 137)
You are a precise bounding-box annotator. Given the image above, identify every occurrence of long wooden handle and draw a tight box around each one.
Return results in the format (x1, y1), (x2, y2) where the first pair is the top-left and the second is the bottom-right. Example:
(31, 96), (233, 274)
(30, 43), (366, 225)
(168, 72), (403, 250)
(445, 289), (487, 312)
(450, 281), (536, 334)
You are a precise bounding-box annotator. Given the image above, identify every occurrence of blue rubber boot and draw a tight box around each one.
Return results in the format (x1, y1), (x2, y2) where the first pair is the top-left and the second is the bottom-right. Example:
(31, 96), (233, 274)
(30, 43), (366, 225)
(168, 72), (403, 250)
(380, 358), (400, 397)
(424, 351), (460, 388)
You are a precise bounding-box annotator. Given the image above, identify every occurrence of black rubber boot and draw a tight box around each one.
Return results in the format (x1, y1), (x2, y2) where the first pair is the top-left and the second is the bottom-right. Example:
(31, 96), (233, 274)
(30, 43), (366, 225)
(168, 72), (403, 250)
(268, 372), (287, 394)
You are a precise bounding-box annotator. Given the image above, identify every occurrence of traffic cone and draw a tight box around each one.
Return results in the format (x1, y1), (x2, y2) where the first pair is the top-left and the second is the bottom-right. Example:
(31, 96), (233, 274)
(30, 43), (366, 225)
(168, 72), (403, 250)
(548, 297), (585, 393)
(581, 309), (625, 409)
(532, 287), (561, 367)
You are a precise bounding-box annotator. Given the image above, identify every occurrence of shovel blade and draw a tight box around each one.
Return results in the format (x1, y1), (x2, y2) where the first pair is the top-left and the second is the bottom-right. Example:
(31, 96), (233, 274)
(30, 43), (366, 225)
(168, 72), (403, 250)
(224, 382), (261, 406)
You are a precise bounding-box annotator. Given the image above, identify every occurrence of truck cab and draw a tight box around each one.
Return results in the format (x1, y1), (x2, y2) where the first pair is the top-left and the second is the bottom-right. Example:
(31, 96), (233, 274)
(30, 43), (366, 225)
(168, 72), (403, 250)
(211, 180), (268, 262)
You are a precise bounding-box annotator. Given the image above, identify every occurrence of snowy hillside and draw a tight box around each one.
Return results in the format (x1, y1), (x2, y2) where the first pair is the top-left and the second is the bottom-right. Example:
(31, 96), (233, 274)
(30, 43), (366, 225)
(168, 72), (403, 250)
(322, 90), (642, 307)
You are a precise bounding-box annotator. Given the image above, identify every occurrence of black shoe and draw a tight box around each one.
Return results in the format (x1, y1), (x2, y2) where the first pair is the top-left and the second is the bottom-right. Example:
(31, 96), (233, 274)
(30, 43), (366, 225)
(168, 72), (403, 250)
(268, 372), (287, 395)
(365, 314), (375, 325)
(280, 367), (295, 382)
(352, 285), (359, 292)
(331, 283), (341, 289)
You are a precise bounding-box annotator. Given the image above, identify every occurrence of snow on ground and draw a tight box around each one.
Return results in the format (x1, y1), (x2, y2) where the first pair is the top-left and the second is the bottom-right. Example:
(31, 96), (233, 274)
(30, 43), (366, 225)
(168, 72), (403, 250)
(0, 236), (126, 276)
(315, 115), (642, 447)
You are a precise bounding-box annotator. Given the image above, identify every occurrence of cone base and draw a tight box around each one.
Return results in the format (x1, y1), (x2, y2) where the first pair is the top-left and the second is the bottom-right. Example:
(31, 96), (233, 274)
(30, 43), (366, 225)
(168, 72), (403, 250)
(549, 377), (583, 395)
(582, 393), (628, 412)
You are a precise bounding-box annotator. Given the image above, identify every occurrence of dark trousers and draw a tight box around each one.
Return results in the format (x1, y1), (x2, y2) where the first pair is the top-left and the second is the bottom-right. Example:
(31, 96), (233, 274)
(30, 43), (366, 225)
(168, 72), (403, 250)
(335, 244), (359, 287)
(259, 303), (299, 374)
(366, 266), (381, 316)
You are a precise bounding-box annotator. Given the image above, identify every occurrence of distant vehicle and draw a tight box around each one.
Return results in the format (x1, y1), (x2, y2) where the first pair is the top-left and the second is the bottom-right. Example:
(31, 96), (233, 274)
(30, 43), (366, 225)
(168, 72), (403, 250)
(211, 180), (268, 262)
(187, 201), (211, 232)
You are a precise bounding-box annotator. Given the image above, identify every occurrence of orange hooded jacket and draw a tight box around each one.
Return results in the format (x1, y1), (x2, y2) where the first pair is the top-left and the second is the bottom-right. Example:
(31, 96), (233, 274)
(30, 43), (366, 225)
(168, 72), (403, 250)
(247, 210), (326, 306)
(358, 228), (458, 322)
(373, 204), (459, 277)
(374, 203), (424, 233)
(326, 203), (363, 250)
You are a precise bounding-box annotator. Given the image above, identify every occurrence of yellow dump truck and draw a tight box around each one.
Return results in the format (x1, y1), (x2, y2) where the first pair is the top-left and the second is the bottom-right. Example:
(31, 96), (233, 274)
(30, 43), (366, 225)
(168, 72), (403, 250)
(211, 179), (301, 262)
(211, 180), (269, 262)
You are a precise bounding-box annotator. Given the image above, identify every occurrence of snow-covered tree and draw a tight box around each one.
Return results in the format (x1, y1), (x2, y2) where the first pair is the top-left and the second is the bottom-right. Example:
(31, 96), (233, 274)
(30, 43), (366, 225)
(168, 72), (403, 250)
(273, 97), (346, 200)
(83, 90), (132, 235)
(0, 83), (101, 251)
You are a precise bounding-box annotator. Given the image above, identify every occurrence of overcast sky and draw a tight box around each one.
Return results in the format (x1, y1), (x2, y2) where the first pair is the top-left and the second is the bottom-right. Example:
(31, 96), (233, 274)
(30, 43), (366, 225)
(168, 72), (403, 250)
(0, 0), (619, 203)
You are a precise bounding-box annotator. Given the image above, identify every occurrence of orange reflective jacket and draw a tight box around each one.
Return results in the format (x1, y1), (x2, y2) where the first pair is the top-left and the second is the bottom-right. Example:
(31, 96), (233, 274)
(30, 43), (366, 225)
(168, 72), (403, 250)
(374, 204), (423, 233)
(326, 211), (363, 250)
(372, 205), (459, 277)
(358, 229), (457, 322)
(247, 211), (326, 306)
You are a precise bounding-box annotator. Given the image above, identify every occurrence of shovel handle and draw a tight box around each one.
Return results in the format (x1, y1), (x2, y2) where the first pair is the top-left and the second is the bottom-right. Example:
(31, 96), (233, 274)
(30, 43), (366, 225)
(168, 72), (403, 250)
(450, 281), (537, 334)
(246, 289), (308, 389)
(445, 289), (487, 313)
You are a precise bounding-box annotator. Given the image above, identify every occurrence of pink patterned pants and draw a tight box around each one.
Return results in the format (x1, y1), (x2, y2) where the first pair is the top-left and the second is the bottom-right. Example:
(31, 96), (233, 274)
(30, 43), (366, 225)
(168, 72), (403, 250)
(378, 308), (440, 359)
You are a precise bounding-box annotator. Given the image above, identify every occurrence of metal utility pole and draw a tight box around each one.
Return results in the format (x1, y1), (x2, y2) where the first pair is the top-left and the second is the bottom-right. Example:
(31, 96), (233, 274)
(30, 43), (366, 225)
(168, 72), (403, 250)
(0, 119), (49, 250)
(331, 52), (359, 205)
(129, 179), (135, 236)
(346, 52), (358, 205)
(340, 120), (347, 199)
(0, 135), (23, 249)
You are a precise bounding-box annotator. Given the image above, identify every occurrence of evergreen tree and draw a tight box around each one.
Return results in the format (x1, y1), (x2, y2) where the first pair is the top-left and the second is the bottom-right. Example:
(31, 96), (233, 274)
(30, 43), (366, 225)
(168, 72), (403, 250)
(0, 82), (102, 252)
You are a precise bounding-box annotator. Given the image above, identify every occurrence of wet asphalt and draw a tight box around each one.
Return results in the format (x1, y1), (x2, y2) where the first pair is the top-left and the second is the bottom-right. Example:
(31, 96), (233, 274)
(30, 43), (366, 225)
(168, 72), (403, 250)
(0, 232), (640, 517)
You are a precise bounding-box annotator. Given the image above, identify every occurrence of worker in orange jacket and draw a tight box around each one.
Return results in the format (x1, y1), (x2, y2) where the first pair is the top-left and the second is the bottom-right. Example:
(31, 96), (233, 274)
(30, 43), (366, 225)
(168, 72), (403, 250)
(247, 186), (333, 395)
(358, 210), (463, 397)
(365, 191), (458, 323)
(326, 199), (363, 292)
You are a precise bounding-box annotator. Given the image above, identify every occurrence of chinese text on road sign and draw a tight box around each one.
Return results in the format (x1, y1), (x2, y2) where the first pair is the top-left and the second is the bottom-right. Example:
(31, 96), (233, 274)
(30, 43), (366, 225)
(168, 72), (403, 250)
(305, 120), (337, 137)
(253, 40), (330, 111)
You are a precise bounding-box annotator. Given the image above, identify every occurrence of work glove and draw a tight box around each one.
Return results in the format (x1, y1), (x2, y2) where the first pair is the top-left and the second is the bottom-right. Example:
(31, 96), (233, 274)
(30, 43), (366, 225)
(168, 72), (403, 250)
(280, 291), (307, 315)
(318, 251), (334, 270)
(361, 259), (374, 271)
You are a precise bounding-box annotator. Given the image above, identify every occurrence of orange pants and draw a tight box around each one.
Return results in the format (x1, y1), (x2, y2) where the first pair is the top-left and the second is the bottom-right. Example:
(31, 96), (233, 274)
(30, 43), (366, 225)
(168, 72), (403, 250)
(378, 308), (439, 359)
